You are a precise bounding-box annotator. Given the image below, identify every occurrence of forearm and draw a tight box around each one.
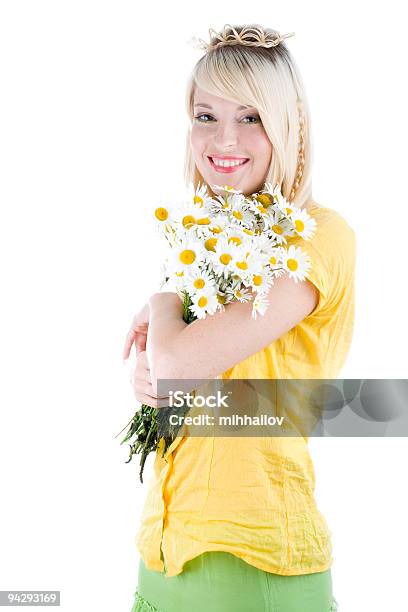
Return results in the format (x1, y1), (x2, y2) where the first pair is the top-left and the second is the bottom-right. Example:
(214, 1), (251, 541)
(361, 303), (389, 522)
(146, 292), (188, 388)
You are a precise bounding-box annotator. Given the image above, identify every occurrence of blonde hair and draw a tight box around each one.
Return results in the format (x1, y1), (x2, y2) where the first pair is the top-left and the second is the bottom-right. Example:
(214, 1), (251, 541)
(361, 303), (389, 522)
(184, 24), (313, 209)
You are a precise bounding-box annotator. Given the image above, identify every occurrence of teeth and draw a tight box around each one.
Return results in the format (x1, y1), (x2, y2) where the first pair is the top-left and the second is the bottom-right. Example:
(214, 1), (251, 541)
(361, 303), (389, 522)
(211, 157), (247, 168)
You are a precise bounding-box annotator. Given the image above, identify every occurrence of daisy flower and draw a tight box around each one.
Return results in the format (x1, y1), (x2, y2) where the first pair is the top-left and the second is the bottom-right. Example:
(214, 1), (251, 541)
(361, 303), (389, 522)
(243, 268), (275, 294)
(268, 213), (289, 245)
(184, 267), (217, 296)
(225, 284), (253, 303)
(251, 292), (270, 320)
(153, 203), (177, 238)
(262, 182), (288, 210)
(251, 201), (276, 231)
(212, 191), (247, 215)
(208, 213), (229, 235)
(224, 226), (248, 248)
(267, 245), (284, 265)
(289, 208), (317, 240)
(168, 235), (206, 277)
(187, 181), (214, 209)
(228, 197), (254, 228)
(256, 233), (275, 255)
(174, 202), (212, 233)
(281, 244), (311, 282)
(229, 245), (264, 282)
(189, 289), (219, 319)
(210, 235), (240, 279)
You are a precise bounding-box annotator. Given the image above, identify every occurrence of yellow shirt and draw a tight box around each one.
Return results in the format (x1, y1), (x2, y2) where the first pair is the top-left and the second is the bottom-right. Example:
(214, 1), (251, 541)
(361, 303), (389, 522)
(135, 203), (356, 577)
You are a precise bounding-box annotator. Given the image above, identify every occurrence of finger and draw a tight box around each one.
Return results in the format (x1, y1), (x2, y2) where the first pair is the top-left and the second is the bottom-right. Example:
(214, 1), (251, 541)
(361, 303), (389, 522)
(123, 329), (136, 360)
(132, 385), (171, 409)
(132, 319), (148, 332)
(133, 384), (170, 402)
(132, 375), (170, 401)
(123, 323), (149, 360)
(134, 333), (147, 355)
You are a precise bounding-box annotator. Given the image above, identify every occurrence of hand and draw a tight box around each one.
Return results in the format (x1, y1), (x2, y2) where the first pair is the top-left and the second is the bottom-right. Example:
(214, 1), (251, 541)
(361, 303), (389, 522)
(123, 302), (150, 361)
(130, 350), (170, 409)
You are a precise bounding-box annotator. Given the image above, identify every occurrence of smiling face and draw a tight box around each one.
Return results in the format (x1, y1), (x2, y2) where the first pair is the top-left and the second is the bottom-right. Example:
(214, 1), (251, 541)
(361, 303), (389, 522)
(190, 85), (272, 197)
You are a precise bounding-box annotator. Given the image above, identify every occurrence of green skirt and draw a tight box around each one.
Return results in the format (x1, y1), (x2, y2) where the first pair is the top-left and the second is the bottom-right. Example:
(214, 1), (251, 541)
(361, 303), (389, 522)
(130, 551), (338, 612)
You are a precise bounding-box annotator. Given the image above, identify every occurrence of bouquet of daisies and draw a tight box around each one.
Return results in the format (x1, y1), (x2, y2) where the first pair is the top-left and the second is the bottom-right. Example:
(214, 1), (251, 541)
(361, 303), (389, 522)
(117, 181), (316, 482)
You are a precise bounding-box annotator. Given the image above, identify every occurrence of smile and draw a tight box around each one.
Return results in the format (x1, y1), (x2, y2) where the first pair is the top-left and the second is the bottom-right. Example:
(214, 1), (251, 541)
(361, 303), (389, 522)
(207, 156), (250, 173)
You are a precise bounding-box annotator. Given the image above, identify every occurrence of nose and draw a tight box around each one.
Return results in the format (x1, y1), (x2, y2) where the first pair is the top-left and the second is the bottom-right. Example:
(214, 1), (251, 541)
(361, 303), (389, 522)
(214, 121), (239, 151)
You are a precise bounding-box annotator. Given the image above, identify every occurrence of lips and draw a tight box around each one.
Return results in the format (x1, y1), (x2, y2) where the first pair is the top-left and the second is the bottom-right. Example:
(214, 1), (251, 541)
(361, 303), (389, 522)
(207, 156), (250, 173)
(208, 155), (249, 161)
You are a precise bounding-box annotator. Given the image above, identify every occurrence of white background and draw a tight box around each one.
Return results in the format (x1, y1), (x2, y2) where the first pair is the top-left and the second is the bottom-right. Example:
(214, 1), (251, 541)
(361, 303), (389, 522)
(0, 1), (407, 611)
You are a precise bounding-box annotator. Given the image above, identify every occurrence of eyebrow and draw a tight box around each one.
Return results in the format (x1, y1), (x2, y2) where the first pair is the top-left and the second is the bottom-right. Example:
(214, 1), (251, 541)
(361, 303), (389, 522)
(193, 102), (254, 111)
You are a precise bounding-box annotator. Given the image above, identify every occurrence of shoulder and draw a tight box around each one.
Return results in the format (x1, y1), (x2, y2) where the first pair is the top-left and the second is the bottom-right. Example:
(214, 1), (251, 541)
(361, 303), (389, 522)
(288, 199), (356, 309)
(305, 199), (356, 245)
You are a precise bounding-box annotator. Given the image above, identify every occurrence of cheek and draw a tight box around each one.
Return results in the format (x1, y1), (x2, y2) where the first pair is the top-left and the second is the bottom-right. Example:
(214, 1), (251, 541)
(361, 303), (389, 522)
(190, 127), (206, 155)
(241, 127), (271, 157)
(253, 131), (272, 166)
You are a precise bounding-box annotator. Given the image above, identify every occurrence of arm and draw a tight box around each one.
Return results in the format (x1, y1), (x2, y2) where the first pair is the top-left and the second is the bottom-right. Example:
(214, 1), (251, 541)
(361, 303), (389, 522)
(147, 277), (318, 392)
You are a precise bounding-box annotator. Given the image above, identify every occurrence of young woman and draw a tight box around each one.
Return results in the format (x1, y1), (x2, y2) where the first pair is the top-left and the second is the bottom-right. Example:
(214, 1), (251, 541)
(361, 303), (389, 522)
(125, 23), (355, 612)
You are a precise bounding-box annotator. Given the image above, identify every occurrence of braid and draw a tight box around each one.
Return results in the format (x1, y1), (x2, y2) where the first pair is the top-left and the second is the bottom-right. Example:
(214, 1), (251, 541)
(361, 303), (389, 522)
(189, 24), (295, 53)
(289, 98), (306, 203)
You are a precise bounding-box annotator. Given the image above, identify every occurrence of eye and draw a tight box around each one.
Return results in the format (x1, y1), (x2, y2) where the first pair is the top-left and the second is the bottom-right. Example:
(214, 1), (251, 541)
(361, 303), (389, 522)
(242, 115), (261, 124)
(194, 114), (214, 122)
(193, 114), (261, 124)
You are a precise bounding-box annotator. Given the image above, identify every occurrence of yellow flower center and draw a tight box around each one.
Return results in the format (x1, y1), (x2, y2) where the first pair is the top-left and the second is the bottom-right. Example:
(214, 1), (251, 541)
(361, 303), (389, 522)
(198, 296), (208, 308)
(233, 210), (243, 220)
(253, 275), (262, 286)
(257, 205), (267, 214)
(193, 195), (203, 207)
(220, 253), (232, 265)
(243, 228), (254, 235)
(182, 215), (196, 229)
(228, 236), (242, 246)
(179, 249), (196, 265)
(175, 271), (184, 277)
(256, 194), (272, 207)
(294, 219), (305, 232)
(287, 258), (298, 271)
(269, 256), (277, 265)
(211, 225), (223, 234)
(236, 290), (242, 297)
(236, 261), (248, 270)
(205, 238), (218, 252)
(155, 207), (168, 221)
(272, 224), (283, 235)
(285, 207), (293, 216)
(194, 278), (205, 289)
(217, 294), (226, 304)
(197, 217), (210, 225)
